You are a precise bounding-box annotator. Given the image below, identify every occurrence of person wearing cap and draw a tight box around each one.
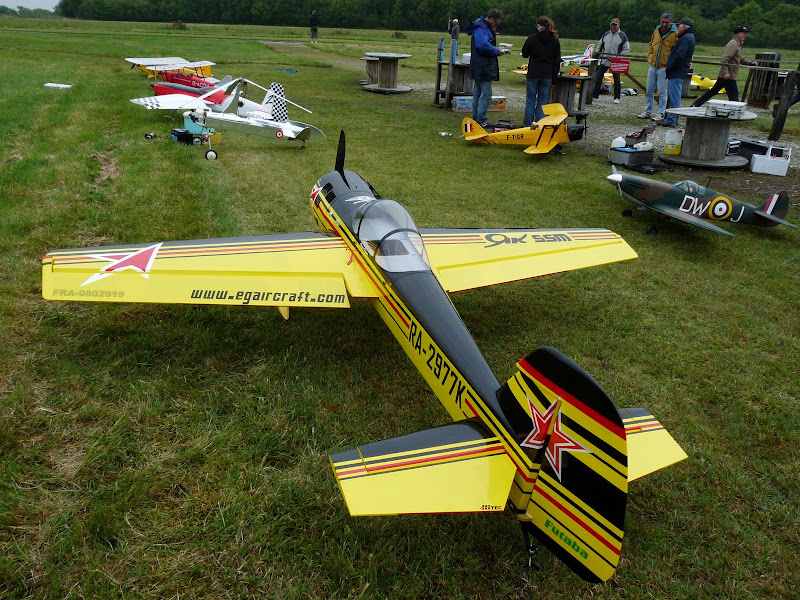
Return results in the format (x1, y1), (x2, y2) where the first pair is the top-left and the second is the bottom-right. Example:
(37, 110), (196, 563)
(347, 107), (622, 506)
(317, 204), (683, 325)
(656, 18), (696, 128)
(692, 25), (758, 107)
(450, 18), (460, 41)
(592, 17), (630, 103)
(637, 12), (678, 121)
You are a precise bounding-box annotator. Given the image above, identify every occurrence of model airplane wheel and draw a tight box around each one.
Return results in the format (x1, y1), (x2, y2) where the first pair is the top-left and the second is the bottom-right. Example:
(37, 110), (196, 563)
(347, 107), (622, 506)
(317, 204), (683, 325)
(144, 132), (155, 140)
(205, 149), (218, 160)
(646, 225), (658, 235)
(192, 136), (202, 145)
(622, 209), (633, 217)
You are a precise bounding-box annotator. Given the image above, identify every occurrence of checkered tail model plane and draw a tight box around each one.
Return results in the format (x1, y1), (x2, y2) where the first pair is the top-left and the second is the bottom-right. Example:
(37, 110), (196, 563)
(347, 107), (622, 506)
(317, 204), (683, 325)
(131, 77), (325, 158)
(41, 132), (686, 582)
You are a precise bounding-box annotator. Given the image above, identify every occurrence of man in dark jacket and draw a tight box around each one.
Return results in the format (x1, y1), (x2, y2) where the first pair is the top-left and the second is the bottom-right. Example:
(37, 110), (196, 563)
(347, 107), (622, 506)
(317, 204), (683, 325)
(657, 18), (695, 127)
(466, 9), (508, 126)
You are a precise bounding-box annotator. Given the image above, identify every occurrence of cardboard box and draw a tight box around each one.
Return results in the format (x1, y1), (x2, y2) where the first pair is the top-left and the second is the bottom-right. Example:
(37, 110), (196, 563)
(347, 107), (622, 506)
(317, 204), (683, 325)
(452, 95), (507, 112)
(609, 147), (654, 166)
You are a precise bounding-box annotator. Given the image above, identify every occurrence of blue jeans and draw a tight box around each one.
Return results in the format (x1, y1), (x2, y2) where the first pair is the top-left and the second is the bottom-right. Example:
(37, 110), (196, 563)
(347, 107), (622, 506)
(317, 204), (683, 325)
(524, 78), (551, 126)
(644, 65), (667, 116)
(664, 77), (684, 125)
(472, 79), (493, 126)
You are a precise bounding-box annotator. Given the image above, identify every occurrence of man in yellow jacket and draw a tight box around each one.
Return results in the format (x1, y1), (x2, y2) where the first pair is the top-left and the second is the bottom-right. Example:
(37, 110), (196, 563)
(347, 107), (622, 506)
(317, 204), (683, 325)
(637, 12), (677, 121)
(692, 25), (758, 106)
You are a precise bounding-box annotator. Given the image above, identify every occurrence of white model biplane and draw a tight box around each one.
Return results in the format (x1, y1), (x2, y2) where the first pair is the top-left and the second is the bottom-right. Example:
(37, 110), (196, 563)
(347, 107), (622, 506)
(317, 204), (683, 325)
(131, 78), (326, 158)
(42, 132), (686, 582)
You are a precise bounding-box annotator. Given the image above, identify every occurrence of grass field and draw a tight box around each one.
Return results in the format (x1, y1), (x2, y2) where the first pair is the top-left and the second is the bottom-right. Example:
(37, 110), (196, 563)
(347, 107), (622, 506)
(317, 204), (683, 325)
(1, 17), (799, 600)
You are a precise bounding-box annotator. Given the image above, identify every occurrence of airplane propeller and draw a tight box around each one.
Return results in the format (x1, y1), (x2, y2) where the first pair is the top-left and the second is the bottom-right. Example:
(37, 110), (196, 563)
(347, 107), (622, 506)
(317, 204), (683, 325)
(335, 130), (349, 188)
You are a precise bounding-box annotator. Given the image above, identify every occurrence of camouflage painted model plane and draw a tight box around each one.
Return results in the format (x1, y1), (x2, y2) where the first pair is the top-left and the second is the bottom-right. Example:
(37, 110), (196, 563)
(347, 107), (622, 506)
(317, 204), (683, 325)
(608, 166), (797, 236)
(462, 104), (585, 155)
(42, 133), (686, 582)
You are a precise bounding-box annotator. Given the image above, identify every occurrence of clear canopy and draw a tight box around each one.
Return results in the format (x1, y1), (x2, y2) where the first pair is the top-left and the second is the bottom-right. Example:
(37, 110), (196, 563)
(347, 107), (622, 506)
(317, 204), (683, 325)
(352, 199), (430, 273)
(675, 180), (703, 195)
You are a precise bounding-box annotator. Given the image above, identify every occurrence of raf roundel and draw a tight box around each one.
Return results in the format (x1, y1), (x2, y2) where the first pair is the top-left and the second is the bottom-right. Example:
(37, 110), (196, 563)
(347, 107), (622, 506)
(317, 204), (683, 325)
(709, 197), (732, 220)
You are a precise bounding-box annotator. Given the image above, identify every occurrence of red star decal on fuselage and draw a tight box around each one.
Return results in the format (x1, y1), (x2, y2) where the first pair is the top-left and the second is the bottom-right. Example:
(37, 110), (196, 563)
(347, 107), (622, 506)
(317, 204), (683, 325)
(545, 410), (589, 481)
(81, 243), (162, 287)
(521, 396), (557, 450)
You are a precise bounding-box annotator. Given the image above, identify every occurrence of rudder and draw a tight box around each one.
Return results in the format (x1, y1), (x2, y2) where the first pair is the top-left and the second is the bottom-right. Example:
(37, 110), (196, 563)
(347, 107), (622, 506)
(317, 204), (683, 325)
(498, 347), (628, 582)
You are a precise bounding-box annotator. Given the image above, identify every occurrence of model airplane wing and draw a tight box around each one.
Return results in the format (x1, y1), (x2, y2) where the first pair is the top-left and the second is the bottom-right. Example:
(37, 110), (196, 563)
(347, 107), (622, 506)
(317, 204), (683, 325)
(41, 233), (379, 308)
(331, 419), (516, 515)
(130, 93), (211, 111)
(646, 202), (735, 236)
(421, 228), (637, 293)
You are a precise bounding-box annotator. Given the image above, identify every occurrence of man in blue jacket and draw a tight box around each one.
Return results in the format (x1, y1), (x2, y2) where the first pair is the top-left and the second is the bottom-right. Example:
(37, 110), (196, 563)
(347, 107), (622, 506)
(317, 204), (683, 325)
(466, 9), (509, 126)
(656, 18), (695, 128)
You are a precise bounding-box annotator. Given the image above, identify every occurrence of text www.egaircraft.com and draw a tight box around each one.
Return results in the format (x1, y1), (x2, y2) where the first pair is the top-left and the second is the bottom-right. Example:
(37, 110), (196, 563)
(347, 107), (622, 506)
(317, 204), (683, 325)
(190, 289), (346, 305)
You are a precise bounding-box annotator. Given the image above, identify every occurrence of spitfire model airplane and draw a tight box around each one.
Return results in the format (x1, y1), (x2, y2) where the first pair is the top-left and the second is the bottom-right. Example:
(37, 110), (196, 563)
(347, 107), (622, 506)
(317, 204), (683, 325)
(132, 78), (326, 158)
(462, 104), (584, 155)
(42, 133), (686, 582)
(607, 166), (796, 236)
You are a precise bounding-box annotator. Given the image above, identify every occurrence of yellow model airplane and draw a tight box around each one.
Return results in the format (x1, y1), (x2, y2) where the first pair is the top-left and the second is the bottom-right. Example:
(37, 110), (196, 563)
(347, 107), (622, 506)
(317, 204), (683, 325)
(462, 104), (585, 154)
(41, 133), (686, 583)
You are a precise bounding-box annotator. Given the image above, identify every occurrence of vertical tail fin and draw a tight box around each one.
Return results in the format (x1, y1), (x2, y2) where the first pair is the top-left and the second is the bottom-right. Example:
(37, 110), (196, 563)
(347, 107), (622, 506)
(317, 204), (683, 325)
(462, 118), (488, 140)
(263, 82), (289, 122)
(758, 192), (789, 220)
(498, 347), (628, 582)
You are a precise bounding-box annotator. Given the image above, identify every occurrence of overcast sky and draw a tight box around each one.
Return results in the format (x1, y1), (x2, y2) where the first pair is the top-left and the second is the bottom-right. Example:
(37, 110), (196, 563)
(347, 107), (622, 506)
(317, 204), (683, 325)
(9, 0), (59, 10)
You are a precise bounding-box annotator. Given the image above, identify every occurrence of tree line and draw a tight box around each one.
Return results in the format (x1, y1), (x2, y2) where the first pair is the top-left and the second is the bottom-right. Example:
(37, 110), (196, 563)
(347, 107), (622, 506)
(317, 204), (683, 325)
(4, 0), (799, 50)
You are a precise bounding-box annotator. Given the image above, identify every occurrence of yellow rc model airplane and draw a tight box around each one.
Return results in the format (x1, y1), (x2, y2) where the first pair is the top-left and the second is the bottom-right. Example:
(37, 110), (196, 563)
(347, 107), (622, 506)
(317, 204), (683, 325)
(41, 133), (686, 583)
(462, 104), (585, 155)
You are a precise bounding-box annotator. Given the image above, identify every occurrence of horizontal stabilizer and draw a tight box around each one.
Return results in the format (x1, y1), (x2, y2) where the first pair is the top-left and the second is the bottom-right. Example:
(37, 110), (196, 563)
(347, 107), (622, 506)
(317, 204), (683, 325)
(620, 407), (687, 481)
(753, 210), (798, 229)
(331, 420), (515, 516)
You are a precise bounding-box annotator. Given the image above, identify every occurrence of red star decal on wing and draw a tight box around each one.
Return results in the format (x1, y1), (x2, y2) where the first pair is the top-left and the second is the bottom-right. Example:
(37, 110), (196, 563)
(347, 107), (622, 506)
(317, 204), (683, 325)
(81, 243), (162, 287)
(520, 396), (557, 450)
(545, 411), (589, 481)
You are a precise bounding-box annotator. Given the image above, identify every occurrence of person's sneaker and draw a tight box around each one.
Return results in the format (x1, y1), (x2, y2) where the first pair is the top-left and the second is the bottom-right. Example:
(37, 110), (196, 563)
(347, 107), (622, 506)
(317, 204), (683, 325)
(613, 98), (620, 104)
(655, 119), (676, 128)
(652, 113), (664, 121)
(636, 111), (651, 119)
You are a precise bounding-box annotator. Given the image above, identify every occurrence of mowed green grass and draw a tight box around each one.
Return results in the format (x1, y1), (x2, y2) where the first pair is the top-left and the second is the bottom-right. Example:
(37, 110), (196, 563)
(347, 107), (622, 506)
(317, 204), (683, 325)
(1, 19), (799, 600)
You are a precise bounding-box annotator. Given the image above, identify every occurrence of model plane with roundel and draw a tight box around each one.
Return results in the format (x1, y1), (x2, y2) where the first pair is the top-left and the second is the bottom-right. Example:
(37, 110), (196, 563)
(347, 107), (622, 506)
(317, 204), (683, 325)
(462, 103), (584, 155)
(607, 166), (797, 235)
(41, 133), (686, 582)
(132, 77), (326, 158)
